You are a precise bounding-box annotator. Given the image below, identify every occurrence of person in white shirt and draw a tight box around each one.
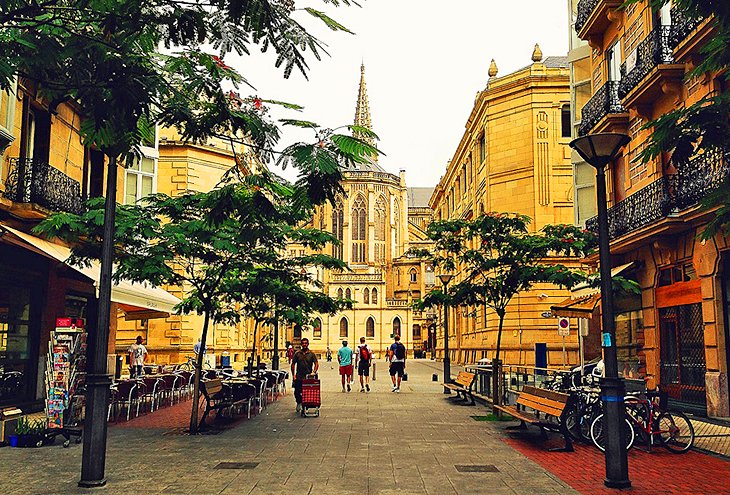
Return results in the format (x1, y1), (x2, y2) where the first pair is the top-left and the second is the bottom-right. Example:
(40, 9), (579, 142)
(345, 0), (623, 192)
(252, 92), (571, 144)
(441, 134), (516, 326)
(127, 336), (148, 379)
(355, 336), (373, 392)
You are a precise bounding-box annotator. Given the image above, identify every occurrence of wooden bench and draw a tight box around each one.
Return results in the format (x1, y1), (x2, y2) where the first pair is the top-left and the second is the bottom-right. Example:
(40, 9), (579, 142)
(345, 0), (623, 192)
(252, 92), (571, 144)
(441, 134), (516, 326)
(444, 371), (477, 405)
(494, 385), (576, 452)
(199, 378), (251, 428)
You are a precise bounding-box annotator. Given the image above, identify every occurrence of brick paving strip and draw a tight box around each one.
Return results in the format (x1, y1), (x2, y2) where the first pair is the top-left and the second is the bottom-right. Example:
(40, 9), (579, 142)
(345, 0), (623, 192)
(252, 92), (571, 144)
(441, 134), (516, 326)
(2, 361), (728, 495)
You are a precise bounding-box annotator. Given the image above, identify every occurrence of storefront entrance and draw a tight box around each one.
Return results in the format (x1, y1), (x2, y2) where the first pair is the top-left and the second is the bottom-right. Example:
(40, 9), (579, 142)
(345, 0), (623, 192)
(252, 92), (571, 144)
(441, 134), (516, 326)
(659, 303), (707, 413)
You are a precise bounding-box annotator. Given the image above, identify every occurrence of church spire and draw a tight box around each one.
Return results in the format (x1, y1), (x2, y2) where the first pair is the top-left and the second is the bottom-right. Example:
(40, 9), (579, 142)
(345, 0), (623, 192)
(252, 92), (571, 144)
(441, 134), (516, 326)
(353, 63), (376, 152)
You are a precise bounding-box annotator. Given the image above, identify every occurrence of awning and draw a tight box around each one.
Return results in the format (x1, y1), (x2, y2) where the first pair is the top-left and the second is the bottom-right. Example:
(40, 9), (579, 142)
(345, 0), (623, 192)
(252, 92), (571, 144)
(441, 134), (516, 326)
(550, 261), (639, 319)
(0, 224), (180, 317)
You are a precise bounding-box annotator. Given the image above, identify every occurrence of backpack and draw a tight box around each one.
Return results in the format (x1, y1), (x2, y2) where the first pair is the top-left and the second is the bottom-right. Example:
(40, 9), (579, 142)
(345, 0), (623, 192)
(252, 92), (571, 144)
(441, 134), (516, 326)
(359, 345), (370, 362)
(394, 342), (406, 360)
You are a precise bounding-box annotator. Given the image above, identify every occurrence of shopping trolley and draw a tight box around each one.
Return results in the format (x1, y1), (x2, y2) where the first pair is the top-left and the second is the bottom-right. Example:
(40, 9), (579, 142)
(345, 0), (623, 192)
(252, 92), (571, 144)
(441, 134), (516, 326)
(300, 374), (320, 417)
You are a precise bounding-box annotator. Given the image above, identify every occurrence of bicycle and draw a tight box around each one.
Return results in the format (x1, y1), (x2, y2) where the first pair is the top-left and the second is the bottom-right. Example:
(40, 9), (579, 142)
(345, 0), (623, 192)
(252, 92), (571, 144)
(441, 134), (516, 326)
(175, 355), (213, 372)
(623, 390), (695, 453)
(565, 386), (602, 442)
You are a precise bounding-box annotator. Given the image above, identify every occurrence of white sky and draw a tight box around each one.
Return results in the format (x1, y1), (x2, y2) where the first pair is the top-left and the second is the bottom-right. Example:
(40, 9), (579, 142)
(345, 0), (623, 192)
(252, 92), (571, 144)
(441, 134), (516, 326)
(230, 0), (569, 188)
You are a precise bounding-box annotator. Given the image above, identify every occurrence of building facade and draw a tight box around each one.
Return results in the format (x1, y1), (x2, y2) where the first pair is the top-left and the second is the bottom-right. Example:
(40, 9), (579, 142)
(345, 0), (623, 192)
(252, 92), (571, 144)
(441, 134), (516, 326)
(573, 0), (729, 417)
(284, 65), (435, 358)
(430, 48), (584, 368)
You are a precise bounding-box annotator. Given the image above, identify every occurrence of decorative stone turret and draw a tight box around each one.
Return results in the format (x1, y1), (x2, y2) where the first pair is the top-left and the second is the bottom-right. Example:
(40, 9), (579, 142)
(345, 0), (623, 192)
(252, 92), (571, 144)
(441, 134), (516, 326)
(532, 43), (543, 63)
(488, 59), (498, 78)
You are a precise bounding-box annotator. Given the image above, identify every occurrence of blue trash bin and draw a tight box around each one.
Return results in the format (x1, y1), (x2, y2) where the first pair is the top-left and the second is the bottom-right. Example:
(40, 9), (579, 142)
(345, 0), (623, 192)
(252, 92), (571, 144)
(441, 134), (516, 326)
(221, 352), (231, 368)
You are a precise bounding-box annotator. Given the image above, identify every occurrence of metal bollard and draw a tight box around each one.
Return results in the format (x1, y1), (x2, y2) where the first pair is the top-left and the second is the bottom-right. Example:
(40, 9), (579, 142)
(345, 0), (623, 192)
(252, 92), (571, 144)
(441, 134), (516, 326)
(432, 373), (438, 382)
(372, 362), (376, 381)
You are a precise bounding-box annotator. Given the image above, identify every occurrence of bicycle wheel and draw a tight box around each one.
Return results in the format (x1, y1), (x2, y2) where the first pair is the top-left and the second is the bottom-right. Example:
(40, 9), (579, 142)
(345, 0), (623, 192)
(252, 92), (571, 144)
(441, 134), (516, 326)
(565, 406), (582, 442)
(579, 406), (600, 442)
(657, 411), (694, 453)
(624, 397), (650, 446)
(590, 413), (635, 452)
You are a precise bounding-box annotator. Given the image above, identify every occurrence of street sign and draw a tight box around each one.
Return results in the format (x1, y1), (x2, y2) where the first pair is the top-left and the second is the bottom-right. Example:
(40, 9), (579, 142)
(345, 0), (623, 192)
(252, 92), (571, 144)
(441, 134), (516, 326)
(540, 311), (553, 318)
(558, 317), (570, 336)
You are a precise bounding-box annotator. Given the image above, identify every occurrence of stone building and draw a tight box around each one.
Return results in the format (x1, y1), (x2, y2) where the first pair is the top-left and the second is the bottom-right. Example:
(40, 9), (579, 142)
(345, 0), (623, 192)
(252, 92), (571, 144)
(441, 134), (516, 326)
(430, 47), (583, 368)
(284, 65), (435, 358)
(571, 0), (729, 418)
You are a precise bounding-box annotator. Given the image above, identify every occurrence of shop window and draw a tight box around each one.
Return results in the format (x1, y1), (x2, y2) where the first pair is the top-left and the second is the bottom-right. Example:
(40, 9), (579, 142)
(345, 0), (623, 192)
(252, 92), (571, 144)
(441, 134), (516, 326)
(366, 317), (375, 338)
(614, 310), (643, 378)
(339, 317), (348, 338)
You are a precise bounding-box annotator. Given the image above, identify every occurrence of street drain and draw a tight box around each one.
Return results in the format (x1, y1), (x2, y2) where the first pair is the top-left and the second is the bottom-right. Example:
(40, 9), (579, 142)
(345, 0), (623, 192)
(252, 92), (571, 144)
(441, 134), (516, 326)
(455, 465), (499, 473)
(214, 462), (259, 470)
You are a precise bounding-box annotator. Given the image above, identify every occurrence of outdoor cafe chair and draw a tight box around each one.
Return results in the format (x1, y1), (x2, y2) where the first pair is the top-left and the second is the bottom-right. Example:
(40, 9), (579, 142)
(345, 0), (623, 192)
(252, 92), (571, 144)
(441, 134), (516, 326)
(108, 380), (140, 421)
(139, 377), (162, 412)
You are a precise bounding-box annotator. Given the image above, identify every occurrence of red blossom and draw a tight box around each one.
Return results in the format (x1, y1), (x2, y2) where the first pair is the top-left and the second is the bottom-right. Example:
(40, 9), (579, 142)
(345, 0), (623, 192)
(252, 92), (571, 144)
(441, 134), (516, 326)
(253, 98), (263, 110)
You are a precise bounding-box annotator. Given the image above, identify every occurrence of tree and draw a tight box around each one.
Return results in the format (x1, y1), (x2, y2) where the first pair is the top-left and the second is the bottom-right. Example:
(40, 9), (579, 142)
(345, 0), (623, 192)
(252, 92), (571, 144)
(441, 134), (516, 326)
(414, 214), (597, 365)
(627, 1), (730, 237)
(36, 174), (350, 433)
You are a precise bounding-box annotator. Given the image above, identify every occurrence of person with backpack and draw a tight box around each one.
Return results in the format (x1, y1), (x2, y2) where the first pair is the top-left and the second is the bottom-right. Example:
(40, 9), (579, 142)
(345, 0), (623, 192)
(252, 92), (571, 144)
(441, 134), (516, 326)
(388, 334), (407, 393)
(355, 336), (372, 393)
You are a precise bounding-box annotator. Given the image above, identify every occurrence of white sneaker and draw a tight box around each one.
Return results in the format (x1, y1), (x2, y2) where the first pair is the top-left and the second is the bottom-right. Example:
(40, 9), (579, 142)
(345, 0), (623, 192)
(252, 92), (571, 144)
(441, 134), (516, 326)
(395, 388), (400, 393)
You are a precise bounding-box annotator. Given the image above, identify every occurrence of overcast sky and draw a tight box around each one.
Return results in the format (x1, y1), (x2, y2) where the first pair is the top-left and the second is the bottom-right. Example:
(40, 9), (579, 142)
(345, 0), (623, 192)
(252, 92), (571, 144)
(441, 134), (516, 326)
(229, 0), (569, 188)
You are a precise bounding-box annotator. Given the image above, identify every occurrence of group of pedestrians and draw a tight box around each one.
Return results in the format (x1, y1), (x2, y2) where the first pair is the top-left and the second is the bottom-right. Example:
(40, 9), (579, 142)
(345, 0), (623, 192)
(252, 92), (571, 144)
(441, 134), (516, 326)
(289, 334), (409, 411)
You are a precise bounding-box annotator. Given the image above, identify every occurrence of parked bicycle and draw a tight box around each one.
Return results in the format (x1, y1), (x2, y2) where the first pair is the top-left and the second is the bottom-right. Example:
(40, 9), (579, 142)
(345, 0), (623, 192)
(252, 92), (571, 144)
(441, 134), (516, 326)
(565, 386), (602, 442)
(175, 355), (213, 372)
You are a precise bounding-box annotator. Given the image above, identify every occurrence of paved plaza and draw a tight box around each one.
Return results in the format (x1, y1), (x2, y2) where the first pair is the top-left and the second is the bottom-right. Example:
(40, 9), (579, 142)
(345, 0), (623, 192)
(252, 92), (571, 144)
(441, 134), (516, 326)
(1, 360), (729, 495)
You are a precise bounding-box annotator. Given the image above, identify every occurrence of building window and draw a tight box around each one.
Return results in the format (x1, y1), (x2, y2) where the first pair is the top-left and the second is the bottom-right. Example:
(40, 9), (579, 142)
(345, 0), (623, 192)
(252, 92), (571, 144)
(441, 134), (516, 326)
(409, 268), (418, 284)
(124, 155), (156, 204)
(392, 316), (401, 337)
(413, 324), (421, 340)
(337, 288), (343, 299)
(313, 318), (322, 339)
(561, 104), (571, 138)
(371, 288), (378, 305)
(374, 195), (387, 263)
(366, 317), (375, 338)
(332, 199), (344, 260)
(363, 288), (370, 304)
(351, 195), (367, 263)
(345, 288), (352, 300)
(339, 317), (348, 338)
(479, 132), (486, 163)
(393, 201), (401, 258)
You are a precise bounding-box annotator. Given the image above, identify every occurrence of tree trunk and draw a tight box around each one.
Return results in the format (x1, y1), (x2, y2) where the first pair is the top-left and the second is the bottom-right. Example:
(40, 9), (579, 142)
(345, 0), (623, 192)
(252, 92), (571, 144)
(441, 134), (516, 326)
(248, 320), (259, 377)
(494, 311), (505, 364)
(492, 312), (506, 414)
(189, 311), (211, 434)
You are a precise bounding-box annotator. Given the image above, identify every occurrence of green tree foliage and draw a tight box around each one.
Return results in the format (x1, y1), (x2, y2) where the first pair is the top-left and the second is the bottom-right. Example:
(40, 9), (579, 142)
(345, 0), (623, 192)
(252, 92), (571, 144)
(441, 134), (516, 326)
(625, 0), (730, 238)
(36, 174), (350, 432)
(414, 213), (597, 365)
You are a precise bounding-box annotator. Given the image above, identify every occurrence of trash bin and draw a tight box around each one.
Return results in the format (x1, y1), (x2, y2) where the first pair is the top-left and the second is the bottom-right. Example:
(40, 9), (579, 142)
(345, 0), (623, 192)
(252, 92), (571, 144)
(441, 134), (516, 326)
(221, 351), (231, 368)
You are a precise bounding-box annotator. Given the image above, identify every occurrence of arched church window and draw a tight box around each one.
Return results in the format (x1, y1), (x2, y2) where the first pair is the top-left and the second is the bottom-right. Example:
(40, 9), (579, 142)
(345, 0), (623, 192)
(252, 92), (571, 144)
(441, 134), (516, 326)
(366, 317), (375, 338)
(351, 195), (367, 263)
(371, 287), (378, 305)
(363, 288), (370, 304)
(332, 198), (344, 260)
(392, 316), (401, 337)
(345, 288), (352, 300)
(339, 317), (348, 338)
(337, 288), (343, 299)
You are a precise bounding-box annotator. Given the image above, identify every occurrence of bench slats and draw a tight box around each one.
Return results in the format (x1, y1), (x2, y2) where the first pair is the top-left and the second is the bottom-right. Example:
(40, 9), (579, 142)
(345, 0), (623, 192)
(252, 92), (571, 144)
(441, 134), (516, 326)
(521, 386), (570, 404)
(516, 395), (568, 417)
(454, 372), (475, 387)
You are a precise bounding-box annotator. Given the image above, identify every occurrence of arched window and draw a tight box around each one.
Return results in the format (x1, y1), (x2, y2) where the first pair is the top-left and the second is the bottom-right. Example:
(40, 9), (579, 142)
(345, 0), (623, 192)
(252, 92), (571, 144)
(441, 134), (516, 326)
(337, 288), (343, 299)
(371, 287), (378, 304)
(339, 317), (348, 338)
(561, 104), (572, 138)
(374, 195), (387, 263)
(332, 198), (344, 260)
(363, 288), (370, 304)
(351, 195), (367, 263)
(392, 316), (401, 337)
(366, 317), (375, 338)
(345, 288), (352, 300)
(313, 317), (322, 339)
(409, 268), (418, 284)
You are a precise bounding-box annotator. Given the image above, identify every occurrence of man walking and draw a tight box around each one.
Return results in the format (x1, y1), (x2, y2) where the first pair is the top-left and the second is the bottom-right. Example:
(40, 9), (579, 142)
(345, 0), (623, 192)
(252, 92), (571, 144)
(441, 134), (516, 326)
(291, 338), (318, 412)
(355, 336), (372, 393)
(337, 340), (354, 392)
(388, 334), (407, 393)
(127, 335), (148, 379)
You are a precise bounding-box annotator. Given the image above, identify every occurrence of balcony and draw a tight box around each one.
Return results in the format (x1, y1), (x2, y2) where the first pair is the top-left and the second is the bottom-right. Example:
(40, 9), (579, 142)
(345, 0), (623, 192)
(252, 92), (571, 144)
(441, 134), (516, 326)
(618, 25), (684, 106)
(669, 7), (705, 50)
(3, 158), (85, 216)
(578, 81), (627, 137)
(586, 150), (730, 242)
(575, 0), (622, 42)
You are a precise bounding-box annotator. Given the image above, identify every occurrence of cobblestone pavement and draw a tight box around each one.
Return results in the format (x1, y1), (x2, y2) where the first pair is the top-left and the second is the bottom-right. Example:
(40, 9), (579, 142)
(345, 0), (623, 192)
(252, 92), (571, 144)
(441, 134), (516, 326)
(2, 360), (728, 494)
(0, 360), (575, 495)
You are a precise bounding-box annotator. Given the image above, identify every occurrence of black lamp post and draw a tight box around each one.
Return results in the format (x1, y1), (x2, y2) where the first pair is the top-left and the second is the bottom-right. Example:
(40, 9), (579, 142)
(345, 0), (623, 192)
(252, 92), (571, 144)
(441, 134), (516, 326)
(570, 132), (631, 489)
(438, 273), (453, 394)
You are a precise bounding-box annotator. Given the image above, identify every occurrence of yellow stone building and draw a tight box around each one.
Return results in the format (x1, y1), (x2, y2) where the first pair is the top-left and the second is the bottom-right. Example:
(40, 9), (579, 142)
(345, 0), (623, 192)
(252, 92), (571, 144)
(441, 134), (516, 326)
(115, 128), (260, 368)
(572, 0), (730, 418)
(430, 48), (583, 367)
(285, 65), (435, 358)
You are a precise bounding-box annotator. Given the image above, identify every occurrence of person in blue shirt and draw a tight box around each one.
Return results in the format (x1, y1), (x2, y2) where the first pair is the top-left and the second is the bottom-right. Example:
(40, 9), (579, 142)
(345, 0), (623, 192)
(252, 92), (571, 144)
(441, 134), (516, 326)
(337, 340), (354, 392)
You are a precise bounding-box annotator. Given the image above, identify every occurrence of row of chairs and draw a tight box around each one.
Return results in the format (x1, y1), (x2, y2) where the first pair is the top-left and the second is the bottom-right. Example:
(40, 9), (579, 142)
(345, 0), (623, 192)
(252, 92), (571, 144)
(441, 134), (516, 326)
(107, 371), (194, 422)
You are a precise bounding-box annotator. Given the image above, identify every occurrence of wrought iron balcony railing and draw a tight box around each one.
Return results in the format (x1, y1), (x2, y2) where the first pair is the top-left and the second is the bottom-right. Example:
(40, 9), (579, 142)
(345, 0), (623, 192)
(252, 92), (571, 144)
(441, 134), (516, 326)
(578, 81), (625, 137)
(669, 6), (705, 49)
(619, 25), (674, 99)
(586, 150), (730, 241)
(3, 157), (85, 214)
(575, 0), (600, 34)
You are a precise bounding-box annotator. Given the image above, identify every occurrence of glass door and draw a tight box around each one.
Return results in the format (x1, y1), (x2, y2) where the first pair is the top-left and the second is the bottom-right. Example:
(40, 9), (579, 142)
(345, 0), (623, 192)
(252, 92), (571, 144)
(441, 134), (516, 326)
(0, 286), (33, 405)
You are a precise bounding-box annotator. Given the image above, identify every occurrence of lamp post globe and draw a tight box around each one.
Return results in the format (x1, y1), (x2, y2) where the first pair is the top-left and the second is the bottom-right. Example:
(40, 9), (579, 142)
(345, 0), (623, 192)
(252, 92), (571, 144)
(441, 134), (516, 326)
(570, 132), (631, 489)
(438, 273), (453, 394)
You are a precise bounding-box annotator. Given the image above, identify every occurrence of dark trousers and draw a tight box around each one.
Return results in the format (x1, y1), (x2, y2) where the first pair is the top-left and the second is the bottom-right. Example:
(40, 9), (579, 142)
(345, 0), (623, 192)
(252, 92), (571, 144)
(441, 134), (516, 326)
(293, 379), (303, 404)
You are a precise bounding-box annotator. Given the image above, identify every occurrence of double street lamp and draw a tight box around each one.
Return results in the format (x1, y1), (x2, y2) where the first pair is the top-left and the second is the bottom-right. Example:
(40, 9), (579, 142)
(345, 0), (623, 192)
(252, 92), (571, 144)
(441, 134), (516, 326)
(438, 272), (453, 394)
(570, 132), (631, 489)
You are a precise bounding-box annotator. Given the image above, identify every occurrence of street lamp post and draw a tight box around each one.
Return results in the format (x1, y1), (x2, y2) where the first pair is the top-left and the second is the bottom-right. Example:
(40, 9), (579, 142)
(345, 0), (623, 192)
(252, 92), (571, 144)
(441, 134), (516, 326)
(570, 132), (631, 489)
(438, 273), (453, 394)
